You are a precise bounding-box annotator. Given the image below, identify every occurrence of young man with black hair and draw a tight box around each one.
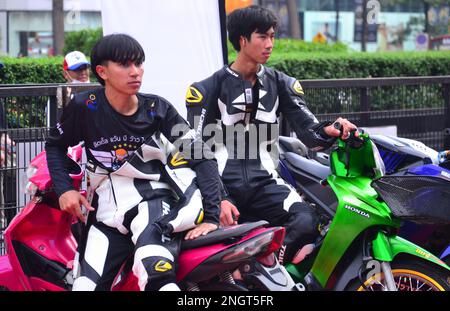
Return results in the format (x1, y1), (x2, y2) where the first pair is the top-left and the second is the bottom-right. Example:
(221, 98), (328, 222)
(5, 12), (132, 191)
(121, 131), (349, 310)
(186, 5), (356, 265)
(46, 34), (220, 291)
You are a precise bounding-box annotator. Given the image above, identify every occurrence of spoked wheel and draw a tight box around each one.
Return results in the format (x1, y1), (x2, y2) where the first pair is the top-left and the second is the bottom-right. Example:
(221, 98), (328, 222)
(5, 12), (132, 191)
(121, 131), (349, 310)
(353, 261), (450, 291)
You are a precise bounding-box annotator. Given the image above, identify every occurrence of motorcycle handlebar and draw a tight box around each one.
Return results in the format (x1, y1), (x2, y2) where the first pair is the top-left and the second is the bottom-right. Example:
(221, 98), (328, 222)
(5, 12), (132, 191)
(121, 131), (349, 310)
(333, 122), (365, 149)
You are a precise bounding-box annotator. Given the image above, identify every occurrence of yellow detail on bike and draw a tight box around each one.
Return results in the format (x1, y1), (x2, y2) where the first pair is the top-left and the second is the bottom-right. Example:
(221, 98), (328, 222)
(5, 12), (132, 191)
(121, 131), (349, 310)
(357, 268), (446, 291)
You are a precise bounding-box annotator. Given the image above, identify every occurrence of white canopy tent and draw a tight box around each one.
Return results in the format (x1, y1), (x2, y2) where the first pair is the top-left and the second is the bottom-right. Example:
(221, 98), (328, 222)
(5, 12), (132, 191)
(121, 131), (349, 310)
(101, 0), (227, 117)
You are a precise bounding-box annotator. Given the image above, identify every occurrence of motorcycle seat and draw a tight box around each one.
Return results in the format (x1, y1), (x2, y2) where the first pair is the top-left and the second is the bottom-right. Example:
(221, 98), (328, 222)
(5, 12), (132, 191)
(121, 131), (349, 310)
(279, 136), (308, 156)
(181, 220), (269, 250)
(285, 152), (330, 180)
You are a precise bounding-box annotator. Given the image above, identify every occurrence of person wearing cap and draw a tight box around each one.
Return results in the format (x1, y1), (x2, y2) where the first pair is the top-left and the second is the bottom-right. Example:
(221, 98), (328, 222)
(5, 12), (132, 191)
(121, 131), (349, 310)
(0, 61), (16, 230)
(49, 51), (91, 138)
(0, 61), (15, 166)
(63, 51), (91, 83)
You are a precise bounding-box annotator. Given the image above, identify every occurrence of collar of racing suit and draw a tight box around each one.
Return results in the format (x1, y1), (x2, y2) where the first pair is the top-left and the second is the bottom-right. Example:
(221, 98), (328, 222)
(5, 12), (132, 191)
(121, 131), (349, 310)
(224, 64), (266, 86)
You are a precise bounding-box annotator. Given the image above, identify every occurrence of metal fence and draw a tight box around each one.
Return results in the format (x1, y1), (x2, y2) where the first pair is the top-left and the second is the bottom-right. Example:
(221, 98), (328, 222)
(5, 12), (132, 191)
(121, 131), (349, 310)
(0, 76), (449, 235)
(289, 76), (450, 151)
(0, 83), (101, 237)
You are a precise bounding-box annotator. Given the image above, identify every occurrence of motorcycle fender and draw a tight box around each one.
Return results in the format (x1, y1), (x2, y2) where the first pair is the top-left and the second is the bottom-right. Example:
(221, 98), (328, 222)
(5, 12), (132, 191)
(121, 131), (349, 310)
(373, 234), (450, 271)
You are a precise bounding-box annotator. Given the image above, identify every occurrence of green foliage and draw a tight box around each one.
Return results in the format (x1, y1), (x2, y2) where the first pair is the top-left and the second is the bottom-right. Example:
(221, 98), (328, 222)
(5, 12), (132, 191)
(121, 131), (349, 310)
(273, 39), (348, 53)
(0, 57), (65, 84)
(63, 28), (103, 56)
(0, 57), (62, 129)
(2, 49), (449, 85)
(265, 51), (450, 79)
(1, 44), (450, 128)
(227, 38), (348, 62)
(261, 51), (450, 114)
(0, 27), (101, 84)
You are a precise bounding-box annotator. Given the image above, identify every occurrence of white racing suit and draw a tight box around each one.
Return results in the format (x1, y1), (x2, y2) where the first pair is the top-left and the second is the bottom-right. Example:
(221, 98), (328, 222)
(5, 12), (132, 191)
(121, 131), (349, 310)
(73, 134), (205, 291)
(45, 89), (220, 291)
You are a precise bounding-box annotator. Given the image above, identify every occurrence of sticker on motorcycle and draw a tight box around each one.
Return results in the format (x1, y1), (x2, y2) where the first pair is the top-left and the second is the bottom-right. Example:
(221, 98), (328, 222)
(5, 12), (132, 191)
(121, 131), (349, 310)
(344, 205), (370, 218)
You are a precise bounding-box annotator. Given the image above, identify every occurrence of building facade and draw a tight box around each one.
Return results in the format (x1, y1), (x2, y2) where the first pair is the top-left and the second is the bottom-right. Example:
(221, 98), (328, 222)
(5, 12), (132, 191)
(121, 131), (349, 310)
(0, 0), (102, 57)
(1, 0), (448, 56)
(258, 0), (449, 51)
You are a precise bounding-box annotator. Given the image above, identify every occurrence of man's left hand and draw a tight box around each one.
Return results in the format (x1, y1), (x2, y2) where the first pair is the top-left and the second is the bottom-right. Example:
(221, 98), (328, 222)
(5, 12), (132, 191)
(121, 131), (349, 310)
(185, 222), (218, 240)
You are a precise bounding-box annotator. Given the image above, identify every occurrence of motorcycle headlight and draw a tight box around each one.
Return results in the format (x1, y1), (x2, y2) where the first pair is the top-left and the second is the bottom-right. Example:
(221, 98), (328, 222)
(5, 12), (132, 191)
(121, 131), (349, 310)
(25, 181), (38, 196)
(26, 165), (38, 179)
(371, 142), (385, 178)
(22, 165), (38, 196)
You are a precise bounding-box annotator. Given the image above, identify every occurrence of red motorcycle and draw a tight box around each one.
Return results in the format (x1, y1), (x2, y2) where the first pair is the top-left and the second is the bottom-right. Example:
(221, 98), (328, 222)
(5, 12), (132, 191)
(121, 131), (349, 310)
(0, 144), (294, 291)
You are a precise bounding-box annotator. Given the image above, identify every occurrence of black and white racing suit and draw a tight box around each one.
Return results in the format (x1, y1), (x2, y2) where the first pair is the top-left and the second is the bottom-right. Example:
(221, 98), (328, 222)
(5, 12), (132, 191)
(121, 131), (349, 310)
(186, 65), (335, 264)
(46, 89), (220, 290)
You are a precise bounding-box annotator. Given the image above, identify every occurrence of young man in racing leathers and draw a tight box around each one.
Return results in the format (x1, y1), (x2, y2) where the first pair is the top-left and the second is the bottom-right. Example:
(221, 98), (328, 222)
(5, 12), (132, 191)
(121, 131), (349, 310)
(185, 5), (356, 264)
(46, 34), (220, 291)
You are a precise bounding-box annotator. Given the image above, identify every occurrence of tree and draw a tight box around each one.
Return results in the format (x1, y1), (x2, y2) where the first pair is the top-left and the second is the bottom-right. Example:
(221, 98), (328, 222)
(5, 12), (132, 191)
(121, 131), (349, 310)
(335, 0), (340, 42)
(64, 28), (103, 56)
(52, 0), (64, 56)
(286, 0), (301, 39)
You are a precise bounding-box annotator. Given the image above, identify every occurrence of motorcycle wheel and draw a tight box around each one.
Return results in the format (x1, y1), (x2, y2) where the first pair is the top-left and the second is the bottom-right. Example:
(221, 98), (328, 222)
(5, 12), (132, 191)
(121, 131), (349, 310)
(351, 260), (450, 291)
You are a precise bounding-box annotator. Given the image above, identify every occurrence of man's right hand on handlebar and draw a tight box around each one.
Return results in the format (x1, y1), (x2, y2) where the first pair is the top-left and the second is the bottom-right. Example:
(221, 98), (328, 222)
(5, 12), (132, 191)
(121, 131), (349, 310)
(59, 190), (95, 223)
(323, 117), (357, 140)
(220, 200), (240, 227)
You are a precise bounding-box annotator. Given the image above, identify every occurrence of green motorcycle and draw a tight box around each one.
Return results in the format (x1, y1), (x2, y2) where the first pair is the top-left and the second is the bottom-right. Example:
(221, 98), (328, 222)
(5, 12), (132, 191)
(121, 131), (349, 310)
(284, 130), (450, 291)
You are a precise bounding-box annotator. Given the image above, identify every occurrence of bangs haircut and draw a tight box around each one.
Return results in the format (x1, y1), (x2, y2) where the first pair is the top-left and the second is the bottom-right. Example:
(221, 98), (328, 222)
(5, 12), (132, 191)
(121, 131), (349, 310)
(91, 34), (145, 85)
(227, 5), (277, 52)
